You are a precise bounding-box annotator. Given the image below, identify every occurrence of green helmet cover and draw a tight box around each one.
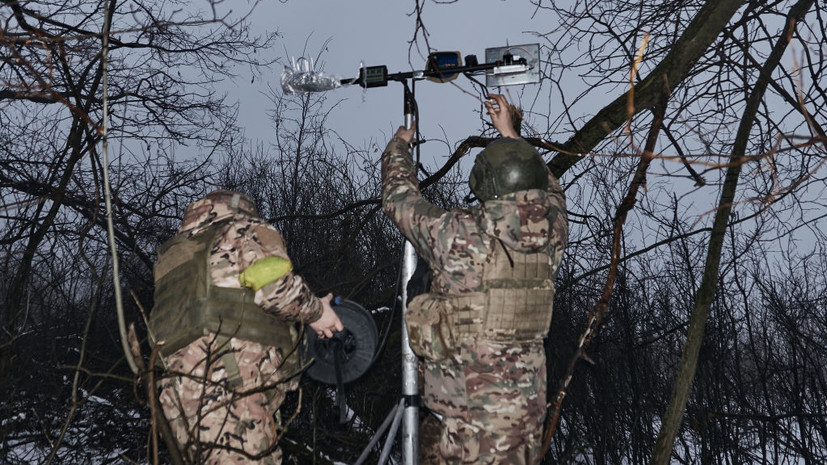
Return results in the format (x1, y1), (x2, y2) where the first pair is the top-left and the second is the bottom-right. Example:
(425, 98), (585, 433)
(469, 138), (548, 202)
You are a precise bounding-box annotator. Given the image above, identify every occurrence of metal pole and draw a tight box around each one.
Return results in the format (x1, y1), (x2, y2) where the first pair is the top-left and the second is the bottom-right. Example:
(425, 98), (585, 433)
(400, 241), (419, 465)
(400, 81), (419, 465)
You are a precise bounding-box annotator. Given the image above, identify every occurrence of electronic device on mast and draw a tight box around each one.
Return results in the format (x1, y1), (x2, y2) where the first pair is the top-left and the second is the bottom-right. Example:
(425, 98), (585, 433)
(281, 43), (541, 94)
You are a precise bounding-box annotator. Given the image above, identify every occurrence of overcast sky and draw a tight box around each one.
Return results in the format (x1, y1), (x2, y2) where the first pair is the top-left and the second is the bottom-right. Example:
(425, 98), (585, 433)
(212, 2), (827, 266)
(229, 1), (557, 169)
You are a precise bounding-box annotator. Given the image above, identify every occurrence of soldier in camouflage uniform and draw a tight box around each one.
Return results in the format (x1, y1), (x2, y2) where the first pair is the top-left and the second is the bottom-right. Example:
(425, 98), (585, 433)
(152, 190), (344, 465)
(381, 94), (568, 464)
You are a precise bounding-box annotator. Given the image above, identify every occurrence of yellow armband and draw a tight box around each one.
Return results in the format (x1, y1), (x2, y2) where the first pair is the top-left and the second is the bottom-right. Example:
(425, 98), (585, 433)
(239, 256), (293, 292)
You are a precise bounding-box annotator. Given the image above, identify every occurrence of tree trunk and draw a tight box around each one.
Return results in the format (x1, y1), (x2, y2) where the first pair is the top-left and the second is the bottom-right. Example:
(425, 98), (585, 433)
(648, 1), (816, 463)
(548, 0), (744, 178)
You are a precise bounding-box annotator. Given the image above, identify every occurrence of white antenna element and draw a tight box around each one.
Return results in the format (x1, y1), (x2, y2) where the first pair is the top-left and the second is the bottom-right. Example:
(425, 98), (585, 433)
(281, 56), (352, 94)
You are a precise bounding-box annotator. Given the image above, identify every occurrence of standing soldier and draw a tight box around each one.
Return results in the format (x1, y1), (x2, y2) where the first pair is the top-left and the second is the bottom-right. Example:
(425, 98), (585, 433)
(381, 94), (568, 464)
(150, 190), (344, 464)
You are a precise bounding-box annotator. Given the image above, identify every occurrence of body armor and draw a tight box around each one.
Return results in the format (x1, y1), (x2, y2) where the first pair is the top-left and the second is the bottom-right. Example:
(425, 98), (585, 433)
(406, 236), (556, 361)
(446, 236), (555, 342)
(149, 220), (300, 370)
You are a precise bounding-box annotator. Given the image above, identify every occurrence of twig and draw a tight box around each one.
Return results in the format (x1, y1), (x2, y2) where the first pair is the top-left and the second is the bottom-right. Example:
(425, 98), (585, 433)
(542, 94), (667, 453)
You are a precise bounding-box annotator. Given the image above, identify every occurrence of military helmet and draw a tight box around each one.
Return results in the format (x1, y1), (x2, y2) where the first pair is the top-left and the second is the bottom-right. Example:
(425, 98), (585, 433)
(203, 190), (258, 216)
(469, 138), (548, 202)
(181, 190), (258, 231)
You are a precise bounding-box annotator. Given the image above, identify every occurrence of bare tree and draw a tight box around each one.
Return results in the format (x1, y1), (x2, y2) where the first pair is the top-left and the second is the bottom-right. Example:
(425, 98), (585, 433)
(0, 0), (277, 461)
(3, 0), (827, 463)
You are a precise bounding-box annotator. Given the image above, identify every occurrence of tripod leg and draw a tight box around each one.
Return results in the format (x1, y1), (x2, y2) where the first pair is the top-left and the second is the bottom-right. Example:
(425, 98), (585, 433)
(353, 399), (404, 465)
(378, 400), (406, 465)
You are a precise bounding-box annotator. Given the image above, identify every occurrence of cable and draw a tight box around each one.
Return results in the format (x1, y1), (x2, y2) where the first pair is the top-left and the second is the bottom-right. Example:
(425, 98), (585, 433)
(101, 3), (139, 375)
(464, 72), (489, 100)
(367, 248), (405, 368)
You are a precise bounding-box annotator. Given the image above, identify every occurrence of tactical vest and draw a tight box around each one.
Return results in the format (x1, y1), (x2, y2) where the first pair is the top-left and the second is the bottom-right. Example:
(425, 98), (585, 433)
(445, 237), (556, 342)
(149, 220), (300, 374)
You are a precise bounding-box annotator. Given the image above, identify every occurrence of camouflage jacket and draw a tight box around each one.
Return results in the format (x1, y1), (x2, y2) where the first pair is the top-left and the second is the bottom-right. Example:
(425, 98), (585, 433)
(382, 136), (568, 425)
(381, 136), (568, 297)
(177, 204), (323, 324)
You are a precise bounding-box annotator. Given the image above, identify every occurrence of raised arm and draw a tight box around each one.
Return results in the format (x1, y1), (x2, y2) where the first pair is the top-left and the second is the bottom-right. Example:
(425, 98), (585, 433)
(484, 93), (520, 138)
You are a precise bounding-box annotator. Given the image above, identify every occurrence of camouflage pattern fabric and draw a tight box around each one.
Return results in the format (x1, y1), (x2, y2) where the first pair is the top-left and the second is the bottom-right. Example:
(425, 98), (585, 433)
(158, 336), (296, 465)
(176, 194), (324, 321)
(418, 340), (547, 464)
(419, 411), (443, 464)
(157, 192), (323, 464)
(381, 137), (568, 465)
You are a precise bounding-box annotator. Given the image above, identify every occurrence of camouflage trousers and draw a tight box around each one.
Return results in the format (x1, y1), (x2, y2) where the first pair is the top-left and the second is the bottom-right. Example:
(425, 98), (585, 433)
(158, 334), (298, 465)
(419, 339), (547, 465)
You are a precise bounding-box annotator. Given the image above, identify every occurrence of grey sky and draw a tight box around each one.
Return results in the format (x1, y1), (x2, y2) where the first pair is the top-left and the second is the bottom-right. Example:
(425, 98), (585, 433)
(231, 1), (554, 168)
